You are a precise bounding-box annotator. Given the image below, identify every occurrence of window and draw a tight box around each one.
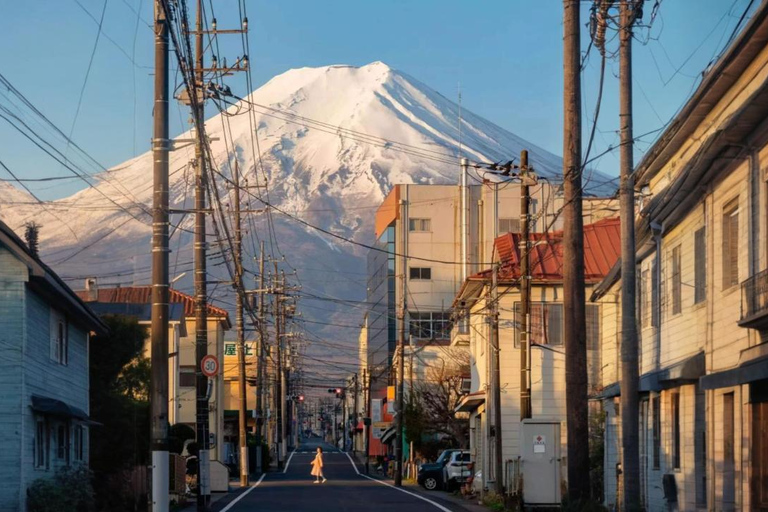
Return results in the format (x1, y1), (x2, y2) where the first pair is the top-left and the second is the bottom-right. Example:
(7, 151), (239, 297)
(671, 392), (681, 469)
(722, 199), (739, 289)
(35, 419), (48, 469)
(642, 269), (651, 328)
(694, 228), (706, 304)
(408, 218), (431, 232)
(652, 395), (661, 469)
(179, 366), (196, 387)
(408, 311), (451, 339)
(586, 304), (600, 350)
(73, 425), (85, 462)
(671, 245), (682, 315)
(651, 259), (659, 327)
(57, 423), (69, 462)
(50, 309), (68, 365)
(409, 267), (431, 280)
(514, 302), (564, 346)
(498, 218), (520, 234)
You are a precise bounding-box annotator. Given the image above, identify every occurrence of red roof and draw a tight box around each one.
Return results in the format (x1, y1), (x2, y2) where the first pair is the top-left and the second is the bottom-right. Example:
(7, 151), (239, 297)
(493, 217), (621, 283)
(75, 286), (231, 327)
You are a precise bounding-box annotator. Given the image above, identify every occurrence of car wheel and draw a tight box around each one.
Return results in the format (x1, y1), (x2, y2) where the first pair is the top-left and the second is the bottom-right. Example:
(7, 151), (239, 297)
(423, 477), (439, 491)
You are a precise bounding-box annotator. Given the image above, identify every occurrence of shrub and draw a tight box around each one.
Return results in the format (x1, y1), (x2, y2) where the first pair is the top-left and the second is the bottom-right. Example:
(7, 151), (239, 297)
(28, 466), (95, 512)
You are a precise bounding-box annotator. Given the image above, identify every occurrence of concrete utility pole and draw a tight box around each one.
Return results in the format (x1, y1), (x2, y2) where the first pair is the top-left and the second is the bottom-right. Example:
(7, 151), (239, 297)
(274, 268), (283, 469)
(255, 241), (266, 450)
(233, 160), (249, 487)
(352, 373), (359, 452)
(364, 369), (371, 474)
(619, 1), (640, 509)
(460, 158), (470, 284)
(394, 198), (407, 487)
(562, 0), (591, 502)
(519, 150), (532, 421)
(150, 1), (170, 510)
(192, 3), (211, 508)
(490, 264), (503, 495)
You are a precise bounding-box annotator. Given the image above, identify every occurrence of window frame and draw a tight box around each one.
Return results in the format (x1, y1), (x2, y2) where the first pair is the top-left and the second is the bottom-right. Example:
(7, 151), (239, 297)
(50, 309), (69, 366)
(35, 418), (48, 469)
(671, 392), (681, 470)
(498, 217), (520, 234)
(514, 302), (565, 347)
(652, 395), (661, 470)
(670, 245), (682, 315)
(722, 199), (739, 290)
(694, 227), (706, 304)
(408, 267), (432, 281)
(408, 311), (451, 340)
(408, 218), (431, 232)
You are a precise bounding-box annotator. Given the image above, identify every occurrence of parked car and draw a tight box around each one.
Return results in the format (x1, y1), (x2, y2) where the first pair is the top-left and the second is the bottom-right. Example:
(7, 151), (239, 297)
(417, 449), (471, 491)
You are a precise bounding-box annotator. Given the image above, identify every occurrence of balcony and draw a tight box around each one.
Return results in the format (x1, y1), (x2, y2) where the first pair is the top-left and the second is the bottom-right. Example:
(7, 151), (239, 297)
(739, 269), (768, 330)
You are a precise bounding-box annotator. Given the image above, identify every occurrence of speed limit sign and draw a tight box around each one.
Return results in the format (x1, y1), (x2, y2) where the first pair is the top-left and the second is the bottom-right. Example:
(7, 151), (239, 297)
(201, 355), (219, 377)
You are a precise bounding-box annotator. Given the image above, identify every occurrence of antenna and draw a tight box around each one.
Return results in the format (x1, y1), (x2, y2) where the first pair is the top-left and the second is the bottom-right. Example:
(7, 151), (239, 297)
(458, 82), (462, 161)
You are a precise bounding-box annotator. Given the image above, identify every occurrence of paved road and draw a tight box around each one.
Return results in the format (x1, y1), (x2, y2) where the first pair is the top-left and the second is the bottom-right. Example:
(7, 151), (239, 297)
(215, 439), (474, 512)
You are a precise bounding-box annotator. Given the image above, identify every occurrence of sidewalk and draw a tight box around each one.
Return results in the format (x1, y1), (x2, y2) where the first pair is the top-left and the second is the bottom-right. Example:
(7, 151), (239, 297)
(174, 480), (253, 512)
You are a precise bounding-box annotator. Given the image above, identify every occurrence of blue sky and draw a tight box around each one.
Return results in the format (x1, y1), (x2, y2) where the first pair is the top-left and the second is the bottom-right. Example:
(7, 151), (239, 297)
(0, 0), (757, 199)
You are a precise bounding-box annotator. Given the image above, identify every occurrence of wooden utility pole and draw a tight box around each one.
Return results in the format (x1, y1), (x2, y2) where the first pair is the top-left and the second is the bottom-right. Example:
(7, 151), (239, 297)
(619, 1), (640, 509)
(519, 149), (532, 421)
(490, 264), (503, 495)
(255, 241), (266, 450)
(394, 198), (407, 487)
(192, 3), (211, 508)
(562, 0), (591, 502)
(150, 1), (170, 510)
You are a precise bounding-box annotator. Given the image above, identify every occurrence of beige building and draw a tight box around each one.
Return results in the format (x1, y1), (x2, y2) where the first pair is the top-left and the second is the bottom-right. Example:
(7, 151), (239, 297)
(453, 218), (620, 502)
(592, 6), (768, 510)
(77, 284), (232, 462)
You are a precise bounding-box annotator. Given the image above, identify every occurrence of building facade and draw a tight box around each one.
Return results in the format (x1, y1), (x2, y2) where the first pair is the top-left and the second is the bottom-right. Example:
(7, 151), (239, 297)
(454, 218), (620, 500)
(0, 221), (106, 512)
(592, 6), (768, 509)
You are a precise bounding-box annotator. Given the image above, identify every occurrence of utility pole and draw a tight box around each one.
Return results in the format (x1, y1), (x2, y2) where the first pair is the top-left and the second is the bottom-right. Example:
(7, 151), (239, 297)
(255, 241), (266, 451)
(364, 369), (371, 474)
(519, 149), (532, 420)
(233, 162), (249, 487)
(192, 3), (211, 508)
(352, 373), (359, 453)
(280, 270), (289, 459)
(490, 263), (503, 495)
(274, 267), (283, 469)
(619, 1), (640, 509)
(394, 198), (407, 487)
(562, 0), (591, 503)
(150, 1), (170, 510)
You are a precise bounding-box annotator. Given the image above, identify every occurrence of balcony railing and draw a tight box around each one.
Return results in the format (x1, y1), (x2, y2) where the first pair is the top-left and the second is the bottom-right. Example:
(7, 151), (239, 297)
(739, 269), (768, 329)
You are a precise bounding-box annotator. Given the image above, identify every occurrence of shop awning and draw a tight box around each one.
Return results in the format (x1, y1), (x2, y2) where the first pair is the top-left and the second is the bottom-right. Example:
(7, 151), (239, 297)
(30, 395), (91, 421)
(597, 351), (705, 398)
(454, 391), (485, 413)
(701, 353), (768, 390)
(380, 426), (396, 445)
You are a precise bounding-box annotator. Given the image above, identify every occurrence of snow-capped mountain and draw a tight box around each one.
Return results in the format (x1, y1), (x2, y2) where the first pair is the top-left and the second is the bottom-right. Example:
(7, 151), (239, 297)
(0, 62), (607, 366)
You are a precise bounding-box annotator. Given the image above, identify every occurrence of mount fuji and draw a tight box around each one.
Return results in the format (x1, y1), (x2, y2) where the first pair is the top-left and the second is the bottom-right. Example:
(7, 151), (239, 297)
(0, 62), (610, 368)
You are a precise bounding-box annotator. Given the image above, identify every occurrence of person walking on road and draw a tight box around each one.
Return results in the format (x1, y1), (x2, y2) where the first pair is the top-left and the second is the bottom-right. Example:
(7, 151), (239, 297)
(311, 447), (326, 484)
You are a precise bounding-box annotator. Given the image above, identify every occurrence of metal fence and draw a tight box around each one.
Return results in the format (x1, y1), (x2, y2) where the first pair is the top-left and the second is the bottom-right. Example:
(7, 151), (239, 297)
(505, 457), (521, 496)
(741, 268), (768, 321)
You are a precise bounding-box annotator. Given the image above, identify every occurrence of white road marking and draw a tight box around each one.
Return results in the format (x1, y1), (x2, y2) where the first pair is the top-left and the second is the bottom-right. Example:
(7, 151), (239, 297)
(219, 473), (266, 512)
(283, 447), (298, 473)
(343, 451), (360, 475)
(342, 452), (452, 512)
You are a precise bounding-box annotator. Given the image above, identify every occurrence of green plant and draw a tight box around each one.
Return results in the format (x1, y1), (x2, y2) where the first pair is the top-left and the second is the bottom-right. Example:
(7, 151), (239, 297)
(28, 466), (95, 512)
(169, 423), (196, 455)
(482, 490), (505, 511)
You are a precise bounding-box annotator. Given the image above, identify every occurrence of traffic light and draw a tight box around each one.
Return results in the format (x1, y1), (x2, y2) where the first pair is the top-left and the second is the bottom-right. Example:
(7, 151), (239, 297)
(327, 388), (344, 398)
(298, 395), (305, 402)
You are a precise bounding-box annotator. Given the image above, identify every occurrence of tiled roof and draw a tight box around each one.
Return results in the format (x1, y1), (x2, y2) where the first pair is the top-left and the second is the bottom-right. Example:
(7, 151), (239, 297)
(75, 286), (231, 327)
(492, 217), (621, 283)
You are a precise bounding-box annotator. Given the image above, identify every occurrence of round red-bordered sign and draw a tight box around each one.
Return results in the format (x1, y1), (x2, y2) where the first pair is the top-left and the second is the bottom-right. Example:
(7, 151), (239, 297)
(201, 355), (219, 377)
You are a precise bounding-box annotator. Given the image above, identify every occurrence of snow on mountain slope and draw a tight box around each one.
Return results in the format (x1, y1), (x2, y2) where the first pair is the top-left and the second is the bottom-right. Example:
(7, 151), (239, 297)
(0, 62), (611, 364)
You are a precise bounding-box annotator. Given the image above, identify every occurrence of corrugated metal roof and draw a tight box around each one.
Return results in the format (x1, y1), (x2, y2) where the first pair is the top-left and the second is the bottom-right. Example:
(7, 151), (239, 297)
(494, 217), (621, 283)
(75, 286), (231, 328)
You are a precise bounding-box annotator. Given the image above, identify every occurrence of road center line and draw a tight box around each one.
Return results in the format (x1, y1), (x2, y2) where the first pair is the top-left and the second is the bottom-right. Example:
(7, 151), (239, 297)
(283, 447), (298, 473)
(219, 473), (266, 512)
(342, 452), (452, 512)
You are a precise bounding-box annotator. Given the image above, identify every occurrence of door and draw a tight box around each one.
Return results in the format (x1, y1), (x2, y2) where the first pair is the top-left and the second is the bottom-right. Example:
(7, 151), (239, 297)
(521, 422), (559, 505)
(753, 400), (768, 511)
(640, 399), (649, 509)
(723, 392), (735, 511)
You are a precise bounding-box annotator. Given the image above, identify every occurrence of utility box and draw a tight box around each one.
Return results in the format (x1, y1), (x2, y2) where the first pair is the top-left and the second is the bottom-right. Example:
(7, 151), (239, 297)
(521, 419), (561, 506)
